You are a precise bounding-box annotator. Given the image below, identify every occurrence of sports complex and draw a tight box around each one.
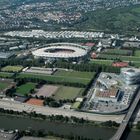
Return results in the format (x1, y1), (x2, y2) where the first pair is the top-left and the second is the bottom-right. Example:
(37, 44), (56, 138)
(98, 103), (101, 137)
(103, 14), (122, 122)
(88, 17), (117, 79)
(32, 43), (88, 60)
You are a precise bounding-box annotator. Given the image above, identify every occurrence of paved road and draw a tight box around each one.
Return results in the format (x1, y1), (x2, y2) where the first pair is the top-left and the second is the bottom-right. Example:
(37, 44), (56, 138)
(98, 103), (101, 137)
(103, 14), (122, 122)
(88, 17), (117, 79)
(0, 99), (124, 123)
(111, 88), (140, 140)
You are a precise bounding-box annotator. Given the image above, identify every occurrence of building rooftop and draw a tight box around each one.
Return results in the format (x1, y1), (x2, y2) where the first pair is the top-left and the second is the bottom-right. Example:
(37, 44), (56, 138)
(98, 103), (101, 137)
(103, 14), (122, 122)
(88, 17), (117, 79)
(0, 52), (14, 59)
(96, 88), (119, 98)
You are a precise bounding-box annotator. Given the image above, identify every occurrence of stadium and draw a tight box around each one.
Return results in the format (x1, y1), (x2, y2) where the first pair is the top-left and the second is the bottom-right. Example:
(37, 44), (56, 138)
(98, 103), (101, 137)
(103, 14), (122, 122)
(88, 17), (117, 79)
(32, 43), (88, 60)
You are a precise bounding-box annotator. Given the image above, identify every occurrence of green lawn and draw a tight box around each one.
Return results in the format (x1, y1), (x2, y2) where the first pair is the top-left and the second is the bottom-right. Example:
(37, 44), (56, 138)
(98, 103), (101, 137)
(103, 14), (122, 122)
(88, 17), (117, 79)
(1, 65), (23, 72)
(0, 83), (9, 91)
(98, 54), (140, 62)
(71, 102), (81, 109)
(54, 70), (94, 79)
(134, 50), (140, 57)
(89, 59), (113, 66)
(0, 72), (14, 78)
(131, 61), (140, 68)
(17, 72), (94, 86)
(16, 82), (36, 96)
(53, 86), (84, 100)
(102, 49), (132, 56)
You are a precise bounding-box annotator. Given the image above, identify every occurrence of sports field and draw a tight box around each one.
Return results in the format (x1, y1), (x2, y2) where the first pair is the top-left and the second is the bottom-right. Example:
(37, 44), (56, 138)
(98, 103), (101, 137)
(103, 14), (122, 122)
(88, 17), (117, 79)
(0, 83), (9, 91)
(1, 65), (23, 72)
(89, 59), (113, 66)
(131, 61), (140, 67)
(0, 79), (15, 93)
(0, 72), (14, 78)
(71, 102), (81, 109)
(53, 86), (84, 100)
(54, 70), (94, 79)
(26, 98), (44, 106)
(98, 54), (140, 62)
(35, 85), (59, 97)
(16, 82), (36, 96)
(134, 50), (140, 57)
(102, 49), (132, 56)
(17, 71), (94, 86)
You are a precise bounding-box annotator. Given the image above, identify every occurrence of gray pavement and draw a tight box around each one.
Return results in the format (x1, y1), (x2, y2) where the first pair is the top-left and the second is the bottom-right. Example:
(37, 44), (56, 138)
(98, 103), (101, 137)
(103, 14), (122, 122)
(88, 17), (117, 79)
(0, 99), (124, 123)
(111, 88), (140, 140)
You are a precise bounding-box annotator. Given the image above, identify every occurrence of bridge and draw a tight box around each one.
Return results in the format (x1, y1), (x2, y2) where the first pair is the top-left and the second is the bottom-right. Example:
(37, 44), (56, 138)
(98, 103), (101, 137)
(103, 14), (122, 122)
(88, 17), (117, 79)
(111, 87), (140, 140)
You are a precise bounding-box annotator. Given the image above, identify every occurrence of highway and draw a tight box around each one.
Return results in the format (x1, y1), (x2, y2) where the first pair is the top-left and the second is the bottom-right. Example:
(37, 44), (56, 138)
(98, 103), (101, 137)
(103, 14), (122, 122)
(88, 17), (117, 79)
(111, 87), (140, 140)
(0, 99), (124, 123)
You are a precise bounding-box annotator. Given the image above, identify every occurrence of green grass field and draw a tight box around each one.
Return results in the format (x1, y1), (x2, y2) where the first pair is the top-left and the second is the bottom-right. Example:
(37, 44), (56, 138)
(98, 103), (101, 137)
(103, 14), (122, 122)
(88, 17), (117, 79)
(0, 83), (9, 91)
(134, 50), (140, 57)
(131, 61), (140, 68)
(71, 102), (81, 109)
(0, 72), (14, 78)
(98, 54), (140, 62)
(53, 86), (84, 100)
(1, 65), (23, 72)
(17, 71), (95, 86)
(102, 49), (132, 56)
(89, 59), (113, 66)
(54, 70), (94, 79)
(16, 82), (36, 96)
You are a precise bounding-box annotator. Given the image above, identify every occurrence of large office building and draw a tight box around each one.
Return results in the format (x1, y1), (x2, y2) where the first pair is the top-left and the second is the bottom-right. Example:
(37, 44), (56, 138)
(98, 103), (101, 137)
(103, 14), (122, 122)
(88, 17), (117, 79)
(121, 68), (140, 85)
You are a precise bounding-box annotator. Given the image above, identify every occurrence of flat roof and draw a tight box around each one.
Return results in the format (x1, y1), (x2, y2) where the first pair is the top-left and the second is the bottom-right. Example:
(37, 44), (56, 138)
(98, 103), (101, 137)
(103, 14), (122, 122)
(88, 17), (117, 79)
(96, 88), (119, 98)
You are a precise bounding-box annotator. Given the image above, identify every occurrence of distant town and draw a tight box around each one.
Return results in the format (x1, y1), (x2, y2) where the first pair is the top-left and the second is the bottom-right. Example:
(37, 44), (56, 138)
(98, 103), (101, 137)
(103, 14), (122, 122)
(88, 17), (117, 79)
(0, 0), (139, 30)
(0, 0), (140, 140)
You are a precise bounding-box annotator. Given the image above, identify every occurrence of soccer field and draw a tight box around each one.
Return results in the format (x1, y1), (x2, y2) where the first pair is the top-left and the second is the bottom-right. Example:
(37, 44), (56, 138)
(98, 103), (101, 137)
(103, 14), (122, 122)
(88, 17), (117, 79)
(98, 54), (140, 62)
(17, 72), (94, 86)
(134, 50), (140, 57)
(0, 83), (9, 91)
(1, 65), (23, 72)
(0, 72), (14, 78)
(16, 82), (36, 96)
(89, 59), (113, 66)
(53, 86), (84, 100)
(54, 70), (94, 79)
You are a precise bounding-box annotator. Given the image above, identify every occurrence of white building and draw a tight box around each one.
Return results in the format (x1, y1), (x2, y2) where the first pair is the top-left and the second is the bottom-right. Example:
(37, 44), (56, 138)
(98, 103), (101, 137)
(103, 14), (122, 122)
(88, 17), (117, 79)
(121, 68), (140, 85)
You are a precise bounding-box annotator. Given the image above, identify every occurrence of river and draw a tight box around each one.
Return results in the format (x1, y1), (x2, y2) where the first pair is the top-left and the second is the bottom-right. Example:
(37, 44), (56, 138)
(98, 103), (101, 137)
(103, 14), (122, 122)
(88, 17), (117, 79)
(0, 114), (139, 140)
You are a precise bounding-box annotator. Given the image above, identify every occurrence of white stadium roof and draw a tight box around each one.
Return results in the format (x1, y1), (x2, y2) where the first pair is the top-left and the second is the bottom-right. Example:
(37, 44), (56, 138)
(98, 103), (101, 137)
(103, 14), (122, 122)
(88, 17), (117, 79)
(32, 43), (88, 59)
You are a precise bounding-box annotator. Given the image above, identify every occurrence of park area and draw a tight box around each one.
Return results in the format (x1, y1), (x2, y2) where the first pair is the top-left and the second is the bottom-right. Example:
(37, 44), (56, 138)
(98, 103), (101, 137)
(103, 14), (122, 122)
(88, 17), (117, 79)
(0, 79), (15, 93)
(89, 59), (113, 66)
(134, 50), (140, 57)
(15, 82), (36, 96)
(97, 54), (140, 62)
(0, 72), (14, 78)
(54, 70), (93, 79)
(1, 65), (23, 72)
(102, 49), (132, 56)
(17, 70), (95, 86)
(52, 86), (84, 100)
(0, 83), (9, 91)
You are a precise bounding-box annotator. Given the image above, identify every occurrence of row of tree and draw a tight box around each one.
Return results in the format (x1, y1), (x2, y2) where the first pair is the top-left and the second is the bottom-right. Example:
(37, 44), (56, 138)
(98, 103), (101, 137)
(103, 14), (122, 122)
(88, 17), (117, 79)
(52, 61), (120, 73)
